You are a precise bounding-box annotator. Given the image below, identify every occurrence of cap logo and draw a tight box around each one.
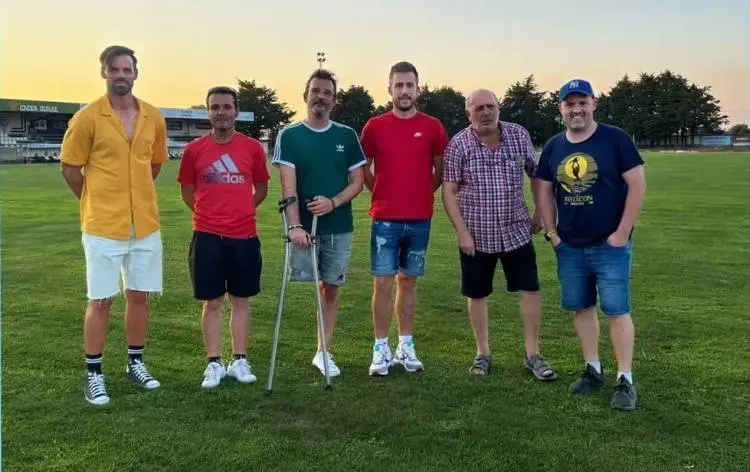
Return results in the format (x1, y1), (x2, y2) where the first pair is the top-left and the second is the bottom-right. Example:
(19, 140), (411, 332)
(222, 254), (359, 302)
(569, 81), (579, 88)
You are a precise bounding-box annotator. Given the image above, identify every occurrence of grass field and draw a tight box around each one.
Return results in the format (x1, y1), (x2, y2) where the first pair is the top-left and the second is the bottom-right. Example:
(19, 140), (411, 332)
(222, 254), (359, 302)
(2, 152), (750, 471)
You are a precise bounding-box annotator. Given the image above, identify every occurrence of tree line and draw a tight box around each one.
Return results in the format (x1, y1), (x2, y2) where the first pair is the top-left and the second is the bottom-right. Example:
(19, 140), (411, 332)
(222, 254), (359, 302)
(210, 70), (730, 148)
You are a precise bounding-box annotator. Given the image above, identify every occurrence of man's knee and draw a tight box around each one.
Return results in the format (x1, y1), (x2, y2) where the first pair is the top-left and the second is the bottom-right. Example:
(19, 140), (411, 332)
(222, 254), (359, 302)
(320, 283), (339, 303)
(203, 296), (224, 313)
(396, 273), (417, 291)
(125, 290), (150, 306)
(229, 295), (249, 311)
(87, 298), (113, 316)
(374, 275), (394, 293)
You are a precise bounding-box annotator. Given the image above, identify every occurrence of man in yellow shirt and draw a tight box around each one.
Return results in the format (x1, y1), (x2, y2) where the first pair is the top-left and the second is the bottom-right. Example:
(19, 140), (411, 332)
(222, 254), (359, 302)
(60, 45), (168, 406)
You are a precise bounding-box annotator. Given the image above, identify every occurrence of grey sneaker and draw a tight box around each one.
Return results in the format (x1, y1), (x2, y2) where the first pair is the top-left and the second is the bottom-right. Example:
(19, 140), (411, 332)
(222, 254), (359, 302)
(126, 359), (160, 390)
(84, 371), (110, 406)
(569, 364), (605, 394)
(469, 354), (492, 375)
(611, 376), (637, 411)
(525, 354), (558, 381)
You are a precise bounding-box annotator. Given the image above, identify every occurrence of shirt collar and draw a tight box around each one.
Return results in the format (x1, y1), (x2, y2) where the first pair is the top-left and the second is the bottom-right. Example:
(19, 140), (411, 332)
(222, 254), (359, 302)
(469, 122), (504, 144)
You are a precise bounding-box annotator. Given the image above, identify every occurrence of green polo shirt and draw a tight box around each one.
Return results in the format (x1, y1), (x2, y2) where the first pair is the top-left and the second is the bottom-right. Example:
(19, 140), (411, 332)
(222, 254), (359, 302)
(272, 120), (367, 234)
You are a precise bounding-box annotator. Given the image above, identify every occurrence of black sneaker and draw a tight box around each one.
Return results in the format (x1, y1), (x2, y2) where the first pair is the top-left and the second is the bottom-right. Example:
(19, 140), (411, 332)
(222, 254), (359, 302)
(84, 371), (110, 406)
(126, 359), (161, 390)
(569, 364), (605, 394)
(610, 376), (637, 411)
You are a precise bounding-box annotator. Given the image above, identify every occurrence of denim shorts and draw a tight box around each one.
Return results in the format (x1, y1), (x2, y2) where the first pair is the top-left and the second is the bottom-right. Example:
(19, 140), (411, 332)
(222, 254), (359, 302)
(370, 219), (431, 277)
(290, 232), (353, 286)
(554, 239), (633, 316)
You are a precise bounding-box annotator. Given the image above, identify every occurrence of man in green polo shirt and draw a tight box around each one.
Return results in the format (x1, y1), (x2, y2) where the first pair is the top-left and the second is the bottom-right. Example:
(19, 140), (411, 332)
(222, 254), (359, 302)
(272, 68), (366, 378)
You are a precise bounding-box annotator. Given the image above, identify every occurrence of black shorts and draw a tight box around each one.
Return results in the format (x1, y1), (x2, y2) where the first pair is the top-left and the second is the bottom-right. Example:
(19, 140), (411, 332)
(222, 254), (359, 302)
(459, 241), (540, 299)
(188, 231), (262, 300)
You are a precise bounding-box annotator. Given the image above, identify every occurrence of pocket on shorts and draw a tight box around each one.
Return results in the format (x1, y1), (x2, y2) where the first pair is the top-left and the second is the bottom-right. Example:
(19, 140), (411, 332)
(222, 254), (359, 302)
(319, 232), (353, 285)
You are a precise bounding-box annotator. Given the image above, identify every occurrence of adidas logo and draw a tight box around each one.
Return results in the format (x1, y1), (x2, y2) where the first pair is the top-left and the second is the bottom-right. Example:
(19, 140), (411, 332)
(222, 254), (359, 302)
(202, 153), (246, 184)
(414, 132), (422, 138)
(336, 144), (344, 152)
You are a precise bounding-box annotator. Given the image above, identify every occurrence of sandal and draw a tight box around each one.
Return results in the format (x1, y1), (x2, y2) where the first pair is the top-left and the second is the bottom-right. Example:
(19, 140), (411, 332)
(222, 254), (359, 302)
(525, 354), (558, 381)
(469, 354), (492, 375)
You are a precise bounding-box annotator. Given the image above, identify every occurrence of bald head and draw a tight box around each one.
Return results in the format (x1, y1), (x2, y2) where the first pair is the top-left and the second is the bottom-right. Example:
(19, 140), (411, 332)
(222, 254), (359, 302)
(466, 88), (500, 135)
(466, 89), (499, 110)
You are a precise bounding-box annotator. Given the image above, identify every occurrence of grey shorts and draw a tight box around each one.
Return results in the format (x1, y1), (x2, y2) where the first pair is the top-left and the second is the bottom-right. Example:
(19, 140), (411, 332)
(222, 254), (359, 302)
(289, 232), (353, 286)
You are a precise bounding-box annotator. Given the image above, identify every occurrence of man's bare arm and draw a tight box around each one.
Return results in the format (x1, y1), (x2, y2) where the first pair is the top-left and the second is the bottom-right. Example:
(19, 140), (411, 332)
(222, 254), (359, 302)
(151, 164), (162, 180)
(432, 154), (444, 192)
(180, 184), (195, 211)
(254, 181), (269, 207)
(278, 165), (302, 225)
(536, 179), (557, 235)
(442, 181), (470, 235)
(615, 165), (646, 236)
(331, 167), (364, 208)
(61, 163), (84, 199)
(363, 157), (375, 192)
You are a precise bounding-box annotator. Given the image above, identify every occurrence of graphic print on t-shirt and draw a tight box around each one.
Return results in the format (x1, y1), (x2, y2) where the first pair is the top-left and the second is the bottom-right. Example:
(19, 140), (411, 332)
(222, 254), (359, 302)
(202, 153), (246, 185)
(555, 152), (599, 206)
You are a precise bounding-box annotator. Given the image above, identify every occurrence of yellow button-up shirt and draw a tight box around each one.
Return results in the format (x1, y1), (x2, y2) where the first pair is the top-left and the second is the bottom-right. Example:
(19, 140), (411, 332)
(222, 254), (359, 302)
(60, 95), (169, 241)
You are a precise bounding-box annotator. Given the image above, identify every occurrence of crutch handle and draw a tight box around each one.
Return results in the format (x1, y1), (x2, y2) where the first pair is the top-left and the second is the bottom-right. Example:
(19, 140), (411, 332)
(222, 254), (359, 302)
(278, 195), (297, 213)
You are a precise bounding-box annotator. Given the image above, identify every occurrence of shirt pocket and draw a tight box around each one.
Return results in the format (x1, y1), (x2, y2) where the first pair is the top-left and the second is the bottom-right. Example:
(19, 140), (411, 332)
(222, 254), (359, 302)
(500, 152), (525, 192)
(464, 156), (487, 186)
(133, 129), (156, 163)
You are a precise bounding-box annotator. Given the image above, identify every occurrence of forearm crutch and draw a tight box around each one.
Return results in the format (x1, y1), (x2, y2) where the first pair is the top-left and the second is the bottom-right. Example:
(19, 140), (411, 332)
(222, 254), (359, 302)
(308, 199), (332, 391)
(265, 196), (331, 395)
(265, 196), (296, 396)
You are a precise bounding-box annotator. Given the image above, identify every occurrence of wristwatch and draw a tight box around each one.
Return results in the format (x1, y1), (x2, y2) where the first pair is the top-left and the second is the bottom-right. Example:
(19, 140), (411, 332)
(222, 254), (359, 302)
(544, 230), (557, 242)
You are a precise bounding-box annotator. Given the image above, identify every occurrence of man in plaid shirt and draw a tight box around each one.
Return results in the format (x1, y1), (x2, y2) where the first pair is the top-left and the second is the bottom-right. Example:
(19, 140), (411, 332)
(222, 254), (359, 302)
(441, 88), (557, 380)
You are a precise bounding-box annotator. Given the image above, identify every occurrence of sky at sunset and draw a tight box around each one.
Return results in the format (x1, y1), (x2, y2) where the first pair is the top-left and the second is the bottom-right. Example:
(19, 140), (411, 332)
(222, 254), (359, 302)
(2, 0), (748, 126)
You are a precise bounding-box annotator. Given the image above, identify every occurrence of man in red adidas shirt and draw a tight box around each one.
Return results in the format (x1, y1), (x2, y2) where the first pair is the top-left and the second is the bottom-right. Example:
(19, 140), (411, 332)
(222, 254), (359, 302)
(360, 61), (450, 377)
(177, 86), (270, 389)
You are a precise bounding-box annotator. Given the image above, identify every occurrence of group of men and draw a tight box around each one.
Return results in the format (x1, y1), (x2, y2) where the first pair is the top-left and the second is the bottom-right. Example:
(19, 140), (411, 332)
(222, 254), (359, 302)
(60, 45), (646, 412)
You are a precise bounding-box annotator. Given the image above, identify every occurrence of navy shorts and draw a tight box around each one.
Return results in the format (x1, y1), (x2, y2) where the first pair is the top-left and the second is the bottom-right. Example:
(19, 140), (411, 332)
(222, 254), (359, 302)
(370, 219), (431, 277)
(553, 239), (633, 316)
(459, 241), (540, 299)
(188, 231), (262, 300)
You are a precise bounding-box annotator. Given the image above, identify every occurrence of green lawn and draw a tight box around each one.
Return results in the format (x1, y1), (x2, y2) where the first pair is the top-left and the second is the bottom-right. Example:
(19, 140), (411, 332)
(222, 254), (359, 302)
(2, 152), (749, 471)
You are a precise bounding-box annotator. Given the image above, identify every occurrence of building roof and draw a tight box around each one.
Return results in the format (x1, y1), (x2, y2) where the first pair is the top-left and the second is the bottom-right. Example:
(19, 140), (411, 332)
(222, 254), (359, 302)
(0, 98), (254, 121)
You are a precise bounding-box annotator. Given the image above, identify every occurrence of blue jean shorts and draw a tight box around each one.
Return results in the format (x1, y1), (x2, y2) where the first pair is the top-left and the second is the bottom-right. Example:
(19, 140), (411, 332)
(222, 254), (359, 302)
(290, 232), (353, 286)
(370, 219), (431, 277)
(554, 239), (633, 316)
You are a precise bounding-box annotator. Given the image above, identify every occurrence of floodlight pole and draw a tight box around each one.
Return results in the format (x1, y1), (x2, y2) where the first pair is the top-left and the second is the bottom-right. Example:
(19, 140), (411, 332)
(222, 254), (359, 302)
(316, 52), (326, 69)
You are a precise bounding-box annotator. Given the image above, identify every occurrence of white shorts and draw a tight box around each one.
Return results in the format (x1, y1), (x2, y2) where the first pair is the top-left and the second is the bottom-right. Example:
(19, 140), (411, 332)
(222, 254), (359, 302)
(81, 230), (163, 300)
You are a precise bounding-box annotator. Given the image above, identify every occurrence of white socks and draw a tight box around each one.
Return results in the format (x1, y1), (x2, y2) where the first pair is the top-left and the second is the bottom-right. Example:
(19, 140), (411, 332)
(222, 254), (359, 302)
(586, 360), (602, 374)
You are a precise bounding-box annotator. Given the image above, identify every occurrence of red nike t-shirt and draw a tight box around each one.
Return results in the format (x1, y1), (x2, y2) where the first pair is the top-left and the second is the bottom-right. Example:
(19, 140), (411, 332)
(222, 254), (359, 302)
(360, 111), (449, 220)
(177, 132), (271, 238)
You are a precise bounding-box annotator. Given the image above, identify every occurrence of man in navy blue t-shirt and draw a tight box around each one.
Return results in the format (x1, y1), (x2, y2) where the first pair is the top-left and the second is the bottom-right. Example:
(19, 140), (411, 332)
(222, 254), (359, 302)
(536, 79), (646, 411)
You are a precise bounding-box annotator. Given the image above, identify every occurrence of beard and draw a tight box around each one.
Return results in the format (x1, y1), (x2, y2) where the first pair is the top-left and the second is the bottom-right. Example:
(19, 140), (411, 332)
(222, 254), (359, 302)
(111, 80), (132, 96)
(394, 96), (415, 112)
(311, 101), (329, 117)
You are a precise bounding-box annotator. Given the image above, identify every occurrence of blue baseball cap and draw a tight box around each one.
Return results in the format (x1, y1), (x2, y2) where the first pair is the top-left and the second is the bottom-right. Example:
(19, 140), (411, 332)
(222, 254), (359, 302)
(559, 79), (595, 101)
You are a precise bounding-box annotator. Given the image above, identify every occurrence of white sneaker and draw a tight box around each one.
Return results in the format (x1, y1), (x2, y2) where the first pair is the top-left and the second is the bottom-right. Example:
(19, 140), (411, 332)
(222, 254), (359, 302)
(394, 341), (424, 372)
(201, 361), (226, 389)
(84, 371), (110, 406)
(227, 358), (257, 384)
(369, 343), (393, 376)
(312, 351), (341, 377)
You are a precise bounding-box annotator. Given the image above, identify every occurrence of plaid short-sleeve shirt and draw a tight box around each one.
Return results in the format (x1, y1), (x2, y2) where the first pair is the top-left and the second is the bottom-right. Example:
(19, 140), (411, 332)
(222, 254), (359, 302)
(442, 122), (538, 254)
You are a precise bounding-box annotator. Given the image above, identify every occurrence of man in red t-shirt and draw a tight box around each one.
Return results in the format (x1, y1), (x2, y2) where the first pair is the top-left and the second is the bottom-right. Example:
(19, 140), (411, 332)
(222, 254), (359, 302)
(177, 86), (270, 389)
(360, 61), (450, 377)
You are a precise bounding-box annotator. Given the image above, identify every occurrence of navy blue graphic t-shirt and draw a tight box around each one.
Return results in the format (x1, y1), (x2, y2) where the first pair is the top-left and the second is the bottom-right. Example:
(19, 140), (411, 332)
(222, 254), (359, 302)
(535, 123), (644, 247)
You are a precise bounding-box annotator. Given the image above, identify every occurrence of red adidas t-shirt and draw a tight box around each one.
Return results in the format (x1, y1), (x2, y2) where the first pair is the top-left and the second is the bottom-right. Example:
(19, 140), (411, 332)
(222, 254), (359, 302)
(177, 132), (271, 238)
(360, 111), (449, 220)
